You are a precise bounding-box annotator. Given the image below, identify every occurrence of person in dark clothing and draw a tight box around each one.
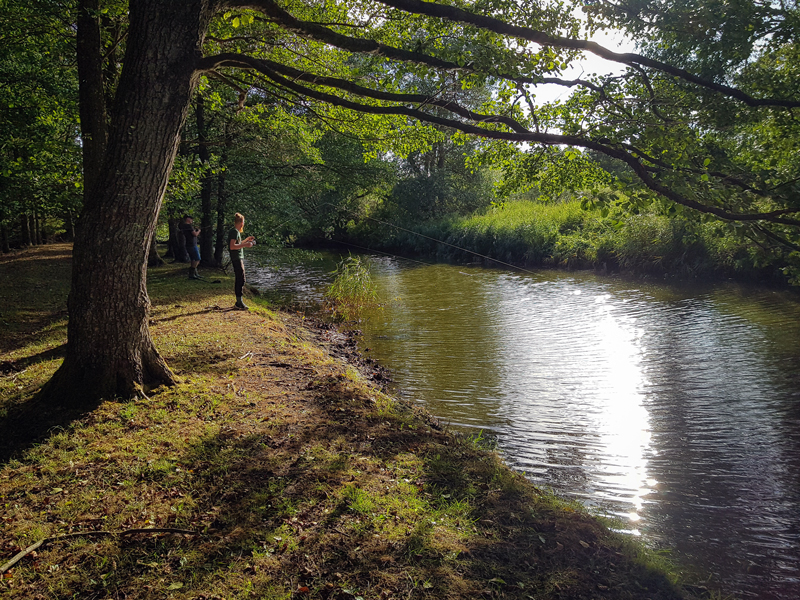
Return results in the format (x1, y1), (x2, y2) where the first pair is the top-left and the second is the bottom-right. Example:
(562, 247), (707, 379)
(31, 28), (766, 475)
(179, 215), (202, 279)
(227, 212), (255, 310)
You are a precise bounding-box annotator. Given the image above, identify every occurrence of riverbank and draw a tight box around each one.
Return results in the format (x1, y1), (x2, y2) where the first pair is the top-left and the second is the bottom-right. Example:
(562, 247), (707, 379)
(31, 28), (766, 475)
(349, 199), (790, 285)
(0, 244), (705, 599)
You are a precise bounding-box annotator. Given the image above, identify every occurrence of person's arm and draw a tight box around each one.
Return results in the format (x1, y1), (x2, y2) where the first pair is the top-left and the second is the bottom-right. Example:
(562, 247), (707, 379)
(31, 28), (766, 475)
(229, 237), (255, 250)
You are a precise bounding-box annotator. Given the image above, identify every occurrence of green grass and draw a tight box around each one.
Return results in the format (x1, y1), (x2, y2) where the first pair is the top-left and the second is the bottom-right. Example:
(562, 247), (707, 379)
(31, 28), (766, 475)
(361, 198), (780, 282)
(324, 254), (380, 321)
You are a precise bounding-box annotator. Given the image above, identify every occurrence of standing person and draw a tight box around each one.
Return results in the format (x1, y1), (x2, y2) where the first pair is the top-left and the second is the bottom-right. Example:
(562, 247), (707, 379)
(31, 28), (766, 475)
(179, 215), (202, 279)
(227, 212), (255, 310)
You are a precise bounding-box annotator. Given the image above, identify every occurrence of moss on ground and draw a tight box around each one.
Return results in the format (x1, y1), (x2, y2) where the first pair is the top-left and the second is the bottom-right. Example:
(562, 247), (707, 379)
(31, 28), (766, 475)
(0, 244), (706, 599)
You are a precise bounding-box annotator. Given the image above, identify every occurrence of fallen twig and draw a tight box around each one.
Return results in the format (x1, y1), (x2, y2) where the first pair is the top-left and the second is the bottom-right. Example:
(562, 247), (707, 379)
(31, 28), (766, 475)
(0, 527), (200, 573)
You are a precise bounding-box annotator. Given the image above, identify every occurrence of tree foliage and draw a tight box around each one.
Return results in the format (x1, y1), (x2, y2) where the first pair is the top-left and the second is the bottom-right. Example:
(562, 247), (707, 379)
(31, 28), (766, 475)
(5, 0), (798, 401)
(0, 1), (82, 247)
(190, 0), (800, 259)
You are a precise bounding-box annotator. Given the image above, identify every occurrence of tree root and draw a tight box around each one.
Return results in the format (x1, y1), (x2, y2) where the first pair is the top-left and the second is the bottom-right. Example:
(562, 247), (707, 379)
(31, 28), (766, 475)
(0, 527), (200, 573)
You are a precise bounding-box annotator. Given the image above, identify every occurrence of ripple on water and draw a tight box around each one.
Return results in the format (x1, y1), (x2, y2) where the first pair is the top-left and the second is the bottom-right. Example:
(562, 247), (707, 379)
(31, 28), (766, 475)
(248, 251), (800, 600)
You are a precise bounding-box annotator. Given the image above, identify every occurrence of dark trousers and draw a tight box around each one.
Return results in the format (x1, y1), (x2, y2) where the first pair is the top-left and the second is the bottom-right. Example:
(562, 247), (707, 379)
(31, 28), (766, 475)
(232, 259), (245, 297)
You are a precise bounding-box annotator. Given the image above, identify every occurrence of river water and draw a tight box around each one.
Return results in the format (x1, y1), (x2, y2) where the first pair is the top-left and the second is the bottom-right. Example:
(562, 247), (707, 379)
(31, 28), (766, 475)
(248, 248), (800, 600)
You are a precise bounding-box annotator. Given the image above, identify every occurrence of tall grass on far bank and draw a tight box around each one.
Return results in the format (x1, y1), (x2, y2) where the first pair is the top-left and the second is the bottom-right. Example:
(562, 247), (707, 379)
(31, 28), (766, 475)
(362, 199), (777, 282)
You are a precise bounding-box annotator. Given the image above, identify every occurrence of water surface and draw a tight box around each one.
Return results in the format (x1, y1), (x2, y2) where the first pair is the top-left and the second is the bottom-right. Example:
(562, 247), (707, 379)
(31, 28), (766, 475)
(249, 248), (800, 599)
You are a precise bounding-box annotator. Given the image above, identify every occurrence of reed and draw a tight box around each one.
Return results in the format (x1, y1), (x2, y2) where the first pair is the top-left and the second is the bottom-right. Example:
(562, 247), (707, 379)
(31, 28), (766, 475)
(365, 198), (769, 280)
(323, 254), (380, 321)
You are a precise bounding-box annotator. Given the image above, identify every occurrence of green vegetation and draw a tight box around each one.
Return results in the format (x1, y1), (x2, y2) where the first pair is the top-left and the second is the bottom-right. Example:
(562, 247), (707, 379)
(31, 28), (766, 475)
(324, 255), (380, 321)
(354, 198), (780, 282)
(0, 245), (708, 600)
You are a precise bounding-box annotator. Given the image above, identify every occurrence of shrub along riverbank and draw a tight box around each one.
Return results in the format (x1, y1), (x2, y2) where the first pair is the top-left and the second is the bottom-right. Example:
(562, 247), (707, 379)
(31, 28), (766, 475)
(0, 244), (709, 599)
(353, 199), (786, 283)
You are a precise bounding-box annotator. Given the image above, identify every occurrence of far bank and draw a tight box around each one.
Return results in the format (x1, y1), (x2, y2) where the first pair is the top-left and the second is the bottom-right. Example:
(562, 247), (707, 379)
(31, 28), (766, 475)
(338, 199), (798, 286)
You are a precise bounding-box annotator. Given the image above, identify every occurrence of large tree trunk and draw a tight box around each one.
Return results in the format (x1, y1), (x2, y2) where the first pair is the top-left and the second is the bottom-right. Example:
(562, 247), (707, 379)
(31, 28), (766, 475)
(44, 0), (214, 404)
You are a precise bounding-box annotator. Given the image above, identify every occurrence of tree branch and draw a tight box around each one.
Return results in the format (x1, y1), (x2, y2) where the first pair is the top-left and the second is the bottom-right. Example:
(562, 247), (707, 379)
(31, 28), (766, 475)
(200, 53), (531, 132)
(197, 51), (800, 226)
(227, 0), (603, 93)
(1, 528), (200, 573)
(366, 0), (800, 108)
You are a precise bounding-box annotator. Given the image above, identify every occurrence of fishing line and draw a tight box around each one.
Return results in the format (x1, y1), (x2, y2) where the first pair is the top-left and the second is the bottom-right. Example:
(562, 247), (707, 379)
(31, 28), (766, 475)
(268, 201), (540, 276)
(328, 238), (440, 269)
(355, 213), (541, 276)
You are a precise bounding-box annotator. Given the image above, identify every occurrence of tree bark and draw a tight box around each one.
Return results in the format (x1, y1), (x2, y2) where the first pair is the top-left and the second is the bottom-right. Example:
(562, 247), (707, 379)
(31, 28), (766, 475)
(147, 231), (164, 267)
(21, 214), (31, 246)
(44, 0), (215, 404)
(166, 216), (189, 261)
(64, 212), (76, 242)
(164, 216), (177, 259)
(34, 212), (43, 245)
(174, 222), (190, 263)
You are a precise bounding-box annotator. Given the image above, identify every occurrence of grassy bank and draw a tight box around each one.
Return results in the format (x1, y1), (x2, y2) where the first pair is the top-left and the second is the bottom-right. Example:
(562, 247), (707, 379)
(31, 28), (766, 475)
(358, 199), (777, 282)
(0, 245), (706, 599)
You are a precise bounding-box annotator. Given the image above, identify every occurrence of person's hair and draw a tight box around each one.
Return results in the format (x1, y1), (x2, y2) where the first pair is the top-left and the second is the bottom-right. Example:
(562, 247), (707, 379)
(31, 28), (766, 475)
(233, 213), (244, 225)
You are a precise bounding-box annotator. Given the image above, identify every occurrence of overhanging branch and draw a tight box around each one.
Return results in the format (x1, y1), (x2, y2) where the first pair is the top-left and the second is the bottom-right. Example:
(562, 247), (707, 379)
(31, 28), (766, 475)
(368, 0), (800, 108)
(196, 51), (800, 227)
(229, 0), (608, 94)
(200, 53), (531, 132)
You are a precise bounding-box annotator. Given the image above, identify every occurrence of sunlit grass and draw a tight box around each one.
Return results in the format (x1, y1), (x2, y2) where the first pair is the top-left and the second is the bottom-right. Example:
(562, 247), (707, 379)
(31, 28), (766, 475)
(377, 197), (762, 280)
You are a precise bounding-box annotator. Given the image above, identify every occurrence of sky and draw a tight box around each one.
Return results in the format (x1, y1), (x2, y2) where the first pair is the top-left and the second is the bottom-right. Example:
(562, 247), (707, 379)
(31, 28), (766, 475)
(532, 26), (638, 105)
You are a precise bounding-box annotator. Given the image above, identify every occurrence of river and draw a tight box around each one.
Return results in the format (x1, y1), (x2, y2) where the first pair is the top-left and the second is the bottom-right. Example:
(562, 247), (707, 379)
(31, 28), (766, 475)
(247, 247), (800, 600)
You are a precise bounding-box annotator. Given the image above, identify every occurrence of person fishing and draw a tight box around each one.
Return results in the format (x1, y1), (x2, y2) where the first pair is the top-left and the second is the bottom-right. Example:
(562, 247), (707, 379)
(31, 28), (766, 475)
(227, 212), (255, 310)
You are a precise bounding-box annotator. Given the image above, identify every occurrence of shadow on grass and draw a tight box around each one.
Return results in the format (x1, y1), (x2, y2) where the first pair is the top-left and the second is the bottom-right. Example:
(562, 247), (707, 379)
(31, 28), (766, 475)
(55, 372), (689, 600)
(0, 247), (237, 465)
(149, 308), (228, 324)
(0, 392), (104, 464)
(0, 246), (72, 356)
(0, 344), (66, 375)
